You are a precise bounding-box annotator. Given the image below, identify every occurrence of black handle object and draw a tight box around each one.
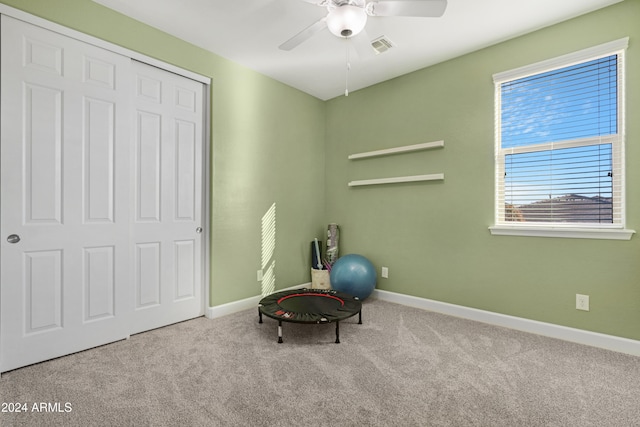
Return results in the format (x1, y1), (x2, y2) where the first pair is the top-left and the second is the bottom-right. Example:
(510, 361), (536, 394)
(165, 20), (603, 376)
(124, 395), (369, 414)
(311, 240), (323, 269)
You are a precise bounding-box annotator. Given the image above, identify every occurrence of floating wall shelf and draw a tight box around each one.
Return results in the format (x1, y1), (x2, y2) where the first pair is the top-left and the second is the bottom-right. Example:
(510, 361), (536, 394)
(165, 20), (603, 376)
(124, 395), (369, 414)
(348, 140), (444, 160)
(348, 173), (444, 187)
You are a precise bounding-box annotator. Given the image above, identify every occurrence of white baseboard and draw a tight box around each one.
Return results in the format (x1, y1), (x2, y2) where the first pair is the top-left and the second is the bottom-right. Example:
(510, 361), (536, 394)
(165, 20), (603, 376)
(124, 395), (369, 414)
(205, 283), (309, 320)
(205, 285), (640, 357)
(371, 289), (640, 357)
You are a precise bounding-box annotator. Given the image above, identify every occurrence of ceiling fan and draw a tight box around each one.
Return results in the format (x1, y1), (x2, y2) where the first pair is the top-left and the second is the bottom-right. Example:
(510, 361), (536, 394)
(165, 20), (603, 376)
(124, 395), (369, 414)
(279, 0), (448, 51)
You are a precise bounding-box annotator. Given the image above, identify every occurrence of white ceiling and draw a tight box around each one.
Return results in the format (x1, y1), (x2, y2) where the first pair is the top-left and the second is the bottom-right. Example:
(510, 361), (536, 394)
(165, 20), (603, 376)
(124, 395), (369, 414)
(92, 0), (623, 100)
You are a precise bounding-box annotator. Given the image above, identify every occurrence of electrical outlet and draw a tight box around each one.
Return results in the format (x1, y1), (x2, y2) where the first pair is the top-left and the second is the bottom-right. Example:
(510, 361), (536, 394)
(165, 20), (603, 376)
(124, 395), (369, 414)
(257, 269), (263, 282)
(381, 267), (389, 279)
(576, 294), (590, 311)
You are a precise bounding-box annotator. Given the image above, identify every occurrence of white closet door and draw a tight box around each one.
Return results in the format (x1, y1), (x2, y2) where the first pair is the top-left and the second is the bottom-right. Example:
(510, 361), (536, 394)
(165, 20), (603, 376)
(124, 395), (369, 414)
(1, 16), (206, 373)
(0, 16), (132, 372)
(130, 61), (204, 334)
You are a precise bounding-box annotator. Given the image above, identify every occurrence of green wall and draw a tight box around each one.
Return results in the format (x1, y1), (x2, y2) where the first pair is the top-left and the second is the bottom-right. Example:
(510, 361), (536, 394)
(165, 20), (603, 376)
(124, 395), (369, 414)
(2, 0), (639, 341)
(325, 0), (640, 340)
(0, 0), (327, 306)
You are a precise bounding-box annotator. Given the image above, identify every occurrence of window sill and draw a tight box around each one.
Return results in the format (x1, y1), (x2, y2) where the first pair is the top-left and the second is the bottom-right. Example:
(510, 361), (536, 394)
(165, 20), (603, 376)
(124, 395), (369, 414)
(489, 225), (635, 240)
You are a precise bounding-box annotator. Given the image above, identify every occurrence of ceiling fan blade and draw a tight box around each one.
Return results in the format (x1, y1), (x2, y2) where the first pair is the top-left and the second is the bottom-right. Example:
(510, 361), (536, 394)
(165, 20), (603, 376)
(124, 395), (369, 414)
(299, 0), (330, 5)
(279, 18), (328, 51)
(367, 0), (448, 17)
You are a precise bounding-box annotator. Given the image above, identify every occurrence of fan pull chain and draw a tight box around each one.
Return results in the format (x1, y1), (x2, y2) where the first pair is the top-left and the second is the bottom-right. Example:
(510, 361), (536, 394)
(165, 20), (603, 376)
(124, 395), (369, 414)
(345, 39), (351, 96)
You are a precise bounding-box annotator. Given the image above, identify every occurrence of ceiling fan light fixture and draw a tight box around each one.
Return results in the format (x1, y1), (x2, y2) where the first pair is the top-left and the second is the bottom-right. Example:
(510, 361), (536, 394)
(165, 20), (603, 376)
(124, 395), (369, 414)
(326, 5), (367, 38)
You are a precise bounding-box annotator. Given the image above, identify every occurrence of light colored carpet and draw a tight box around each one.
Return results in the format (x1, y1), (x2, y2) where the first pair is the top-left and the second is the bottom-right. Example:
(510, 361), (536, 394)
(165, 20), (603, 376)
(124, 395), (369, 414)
(1, 298), (639, 426)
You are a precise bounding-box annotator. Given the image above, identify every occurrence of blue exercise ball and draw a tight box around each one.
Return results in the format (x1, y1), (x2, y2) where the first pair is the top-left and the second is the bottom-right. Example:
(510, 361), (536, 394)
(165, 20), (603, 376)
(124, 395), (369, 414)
(330, 254), (377, 300)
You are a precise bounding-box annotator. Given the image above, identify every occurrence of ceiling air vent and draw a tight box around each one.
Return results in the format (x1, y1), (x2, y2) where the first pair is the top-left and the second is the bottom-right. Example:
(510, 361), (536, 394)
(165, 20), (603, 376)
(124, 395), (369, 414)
(371, 36), (395, 55)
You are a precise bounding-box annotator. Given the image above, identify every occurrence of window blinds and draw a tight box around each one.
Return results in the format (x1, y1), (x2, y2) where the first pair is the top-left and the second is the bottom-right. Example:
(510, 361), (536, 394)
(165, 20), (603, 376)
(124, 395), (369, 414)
(501, 55), (618, 149)
(496, 52), (623, 225)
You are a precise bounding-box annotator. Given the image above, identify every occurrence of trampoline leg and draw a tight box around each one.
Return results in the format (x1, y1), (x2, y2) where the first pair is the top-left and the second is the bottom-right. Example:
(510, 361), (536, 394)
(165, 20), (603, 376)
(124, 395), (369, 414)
(258, 308), (263, 324)
(358, 310), (362, 325)
(335, 321), (340, 344)
(278, 320), (283, 343)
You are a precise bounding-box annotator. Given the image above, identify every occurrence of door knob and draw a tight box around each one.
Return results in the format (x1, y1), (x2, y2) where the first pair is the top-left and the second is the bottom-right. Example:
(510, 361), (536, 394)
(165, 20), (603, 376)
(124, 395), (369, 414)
(196, 227), (203, 234)
(7, 234), (20, 244)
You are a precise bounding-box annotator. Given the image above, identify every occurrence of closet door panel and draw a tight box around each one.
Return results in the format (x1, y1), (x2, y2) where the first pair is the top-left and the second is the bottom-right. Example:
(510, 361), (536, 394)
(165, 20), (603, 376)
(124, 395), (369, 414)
(0, 15), (132, 373)
(24, 84), (63, 224)
(84, 97), (116, 223)
(130, 61), (204, 335)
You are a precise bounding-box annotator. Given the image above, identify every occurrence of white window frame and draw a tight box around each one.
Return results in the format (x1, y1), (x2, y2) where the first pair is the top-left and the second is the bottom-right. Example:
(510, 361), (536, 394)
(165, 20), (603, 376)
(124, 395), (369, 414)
(489, 38), (635, 240)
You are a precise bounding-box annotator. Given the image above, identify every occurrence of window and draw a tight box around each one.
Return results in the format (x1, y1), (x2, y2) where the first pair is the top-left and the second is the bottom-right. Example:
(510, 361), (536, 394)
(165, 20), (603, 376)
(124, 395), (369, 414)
(491, 38), (634, 240)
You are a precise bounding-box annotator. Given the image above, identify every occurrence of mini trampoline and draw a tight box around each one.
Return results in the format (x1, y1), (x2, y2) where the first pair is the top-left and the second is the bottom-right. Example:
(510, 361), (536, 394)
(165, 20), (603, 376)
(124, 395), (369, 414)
(258, 288), (362, 343)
